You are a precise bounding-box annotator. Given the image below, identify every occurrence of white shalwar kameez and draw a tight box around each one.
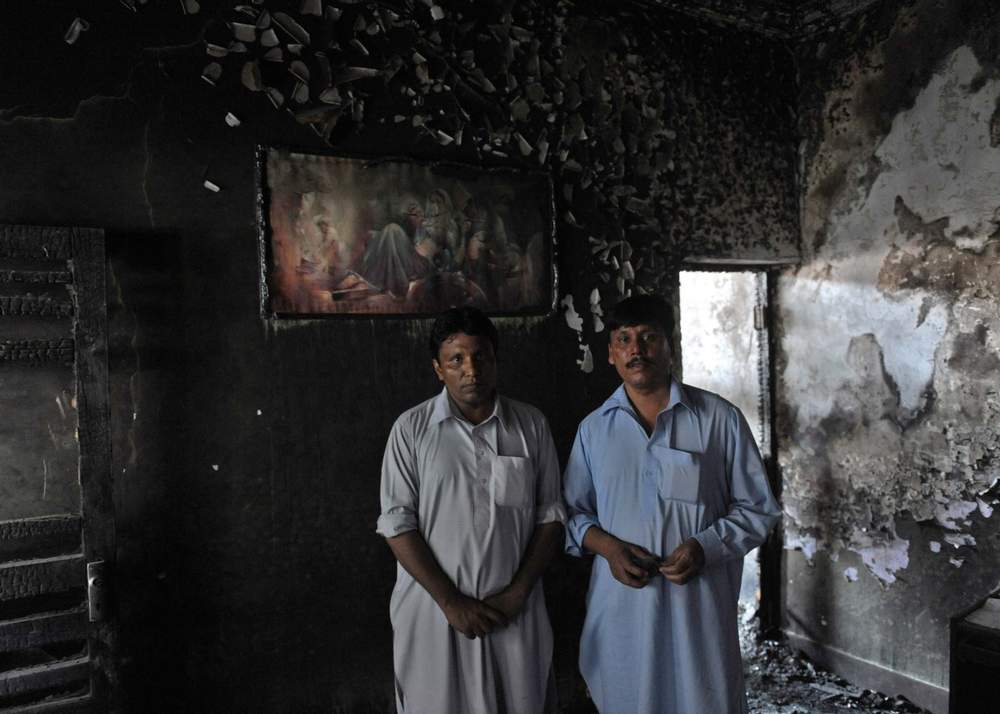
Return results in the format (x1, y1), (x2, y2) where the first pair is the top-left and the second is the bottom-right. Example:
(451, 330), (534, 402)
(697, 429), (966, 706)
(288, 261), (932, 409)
(377, 388), (566, 714)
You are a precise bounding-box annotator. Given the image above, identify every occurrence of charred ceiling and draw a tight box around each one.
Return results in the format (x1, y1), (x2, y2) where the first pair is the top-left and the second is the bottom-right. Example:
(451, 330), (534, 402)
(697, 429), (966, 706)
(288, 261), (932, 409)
(636, 0), (883, 39)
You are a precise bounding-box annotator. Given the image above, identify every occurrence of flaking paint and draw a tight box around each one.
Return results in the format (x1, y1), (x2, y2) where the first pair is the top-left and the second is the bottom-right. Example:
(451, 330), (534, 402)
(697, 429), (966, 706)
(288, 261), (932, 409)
(784, 41), (1000, 577)
(781, 1), (1000, 706)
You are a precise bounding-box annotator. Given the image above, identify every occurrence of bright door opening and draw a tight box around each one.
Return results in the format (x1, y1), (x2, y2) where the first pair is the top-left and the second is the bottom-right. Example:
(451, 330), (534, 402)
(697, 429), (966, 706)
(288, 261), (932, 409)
(679, 270), (772, 612)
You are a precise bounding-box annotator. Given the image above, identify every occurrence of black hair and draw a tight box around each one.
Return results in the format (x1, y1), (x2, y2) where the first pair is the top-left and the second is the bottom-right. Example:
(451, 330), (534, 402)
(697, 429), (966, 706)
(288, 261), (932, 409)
(605, 294), (674, 337)
(428, 306), (499, 360)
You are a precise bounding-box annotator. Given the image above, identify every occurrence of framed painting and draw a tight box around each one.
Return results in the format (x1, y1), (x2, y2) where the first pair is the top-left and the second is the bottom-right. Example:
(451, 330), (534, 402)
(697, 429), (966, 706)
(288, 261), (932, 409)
(257, 147), (557, 317)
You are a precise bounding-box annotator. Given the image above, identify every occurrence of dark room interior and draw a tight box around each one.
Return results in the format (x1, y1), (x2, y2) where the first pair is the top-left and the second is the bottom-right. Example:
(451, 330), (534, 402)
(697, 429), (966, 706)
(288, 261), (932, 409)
(1, 1), (998, 712)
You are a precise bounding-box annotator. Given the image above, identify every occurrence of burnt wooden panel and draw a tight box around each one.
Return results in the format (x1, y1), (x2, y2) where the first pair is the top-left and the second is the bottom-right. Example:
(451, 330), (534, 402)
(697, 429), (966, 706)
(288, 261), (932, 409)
(0, 340), (74, 365)
(68, 229), (112, 563)
(0, 557), (85, 603)
(0, 228), (110, 711)
(0, 228), (72, 263)
(0, 657), (89, 699)
(0, 693), (93, 714)
(0, 271), (71, 286)
(0, 608), (88, 654)
(66, 229), (115, 709)
(0, 518), (81, 561)
(0, 297), (72, 320)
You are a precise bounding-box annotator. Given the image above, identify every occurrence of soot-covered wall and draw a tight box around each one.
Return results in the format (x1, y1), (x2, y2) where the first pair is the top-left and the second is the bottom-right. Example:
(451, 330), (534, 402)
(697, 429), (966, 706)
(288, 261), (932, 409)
(0, 1), (795, 711)
(780, 1), (1000, 711)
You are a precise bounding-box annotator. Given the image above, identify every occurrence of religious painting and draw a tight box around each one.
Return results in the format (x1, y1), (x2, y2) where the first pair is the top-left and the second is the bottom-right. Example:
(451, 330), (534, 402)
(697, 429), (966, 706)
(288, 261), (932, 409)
(257, 148), (556, 317)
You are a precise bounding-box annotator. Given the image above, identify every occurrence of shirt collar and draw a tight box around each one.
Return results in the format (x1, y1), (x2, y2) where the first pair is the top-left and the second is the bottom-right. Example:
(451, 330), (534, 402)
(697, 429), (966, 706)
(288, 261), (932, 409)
(429, 387), (505, 428)
(599, 378), (692, 416)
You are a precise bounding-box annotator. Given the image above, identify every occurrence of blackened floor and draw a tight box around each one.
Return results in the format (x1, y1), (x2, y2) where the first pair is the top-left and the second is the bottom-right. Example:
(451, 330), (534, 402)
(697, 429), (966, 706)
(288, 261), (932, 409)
(740, 609), (931, 714)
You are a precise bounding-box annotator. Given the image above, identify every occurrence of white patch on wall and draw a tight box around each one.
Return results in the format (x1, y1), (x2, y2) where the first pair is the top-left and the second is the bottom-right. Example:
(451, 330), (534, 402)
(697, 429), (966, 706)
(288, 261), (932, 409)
(562, 294), (593, 373)
(934, 500), (979, 529)
(850, 536), (909, 584)
(561, 294), (584, 332)
(589, 288), (605, 333)
(944, 533), (977, 548)
(878, 47), (1000, 246)
(785, 532), (818, 561)
(980, 476), (999, 496)
(781, 257), (949, 426)
(844, 567), (859, 582)
(783, 46), (1000, 426)
(929, 541), (941, 553)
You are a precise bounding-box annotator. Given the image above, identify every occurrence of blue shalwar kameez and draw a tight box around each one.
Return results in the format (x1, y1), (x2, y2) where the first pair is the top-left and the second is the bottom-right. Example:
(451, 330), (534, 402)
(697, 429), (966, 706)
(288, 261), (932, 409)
(564, 381), (781, 714)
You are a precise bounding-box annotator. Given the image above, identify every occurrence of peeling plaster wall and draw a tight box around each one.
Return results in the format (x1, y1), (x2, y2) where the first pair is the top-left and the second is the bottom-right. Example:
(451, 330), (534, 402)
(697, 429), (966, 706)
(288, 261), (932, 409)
(781, 1), (1000, 709)
(0, 2), (796, 712)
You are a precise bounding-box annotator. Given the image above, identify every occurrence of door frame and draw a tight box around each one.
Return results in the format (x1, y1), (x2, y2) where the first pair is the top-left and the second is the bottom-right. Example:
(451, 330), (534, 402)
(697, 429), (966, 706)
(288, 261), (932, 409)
(676, 261), (789, 637)
(71, 227), (117, 706)
(0, 224), (117, 712)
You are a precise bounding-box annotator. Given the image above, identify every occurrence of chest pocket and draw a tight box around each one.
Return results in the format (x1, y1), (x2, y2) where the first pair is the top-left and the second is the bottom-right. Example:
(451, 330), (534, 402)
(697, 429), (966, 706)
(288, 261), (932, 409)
(492, 455), (532, 507)
(655, 448), (701, 504)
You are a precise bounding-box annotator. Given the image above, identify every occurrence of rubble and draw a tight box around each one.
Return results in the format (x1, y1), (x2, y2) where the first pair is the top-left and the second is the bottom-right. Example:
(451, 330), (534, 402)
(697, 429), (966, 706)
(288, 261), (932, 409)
(740, 605), (929, 714)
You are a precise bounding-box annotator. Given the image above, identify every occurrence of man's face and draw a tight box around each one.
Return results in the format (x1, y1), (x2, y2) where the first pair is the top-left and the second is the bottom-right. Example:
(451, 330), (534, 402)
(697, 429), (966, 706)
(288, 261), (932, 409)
(433, 332), (497, 413)
(608, 323), (671, 392)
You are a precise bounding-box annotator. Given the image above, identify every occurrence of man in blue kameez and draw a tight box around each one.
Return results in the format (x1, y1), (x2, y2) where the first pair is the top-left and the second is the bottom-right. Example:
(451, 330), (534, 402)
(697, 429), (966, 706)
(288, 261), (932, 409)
(563, 294), (781, 714)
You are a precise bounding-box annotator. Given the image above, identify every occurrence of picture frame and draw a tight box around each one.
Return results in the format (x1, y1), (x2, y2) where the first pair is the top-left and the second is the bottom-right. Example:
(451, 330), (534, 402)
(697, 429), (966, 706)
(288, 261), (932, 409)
(257, 147), (557, 318)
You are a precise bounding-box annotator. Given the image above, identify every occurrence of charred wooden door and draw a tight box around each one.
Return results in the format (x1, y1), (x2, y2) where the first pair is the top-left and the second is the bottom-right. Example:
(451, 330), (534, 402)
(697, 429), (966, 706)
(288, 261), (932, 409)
(0, 226), (115, 712)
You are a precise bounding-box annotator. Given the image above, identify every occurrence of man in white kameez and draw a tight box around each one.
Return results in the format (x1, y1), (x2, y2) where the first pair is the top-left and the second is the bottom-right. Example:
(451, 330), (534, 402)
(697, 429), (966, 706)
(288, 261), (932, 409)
(564, 295), (781, 714)
(377, 306), (566, 714)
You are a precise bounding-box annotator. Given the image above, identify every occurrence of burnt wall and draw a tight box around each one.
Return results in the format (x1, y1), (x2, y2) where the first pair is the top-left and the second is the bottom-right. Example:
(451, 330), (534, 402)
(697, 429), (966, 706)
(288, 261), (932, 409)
(0, 1), (796, 711)
(780, 1), (1000, 711)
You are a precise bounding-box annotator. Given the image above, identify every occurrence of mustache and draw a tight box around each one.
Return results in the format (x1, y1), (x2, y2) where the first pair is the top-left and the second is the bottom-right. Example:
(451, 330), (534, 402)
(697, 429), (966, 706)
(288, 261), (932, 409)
(627, 356), (654, 368)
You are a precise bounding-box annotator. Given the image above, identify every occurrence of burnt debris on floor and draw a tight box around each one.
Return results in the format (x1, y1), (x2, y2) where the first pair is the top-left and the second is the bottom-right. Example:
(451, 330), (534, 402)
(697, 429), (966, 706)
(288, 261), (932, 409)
(740, 606), (929, 714)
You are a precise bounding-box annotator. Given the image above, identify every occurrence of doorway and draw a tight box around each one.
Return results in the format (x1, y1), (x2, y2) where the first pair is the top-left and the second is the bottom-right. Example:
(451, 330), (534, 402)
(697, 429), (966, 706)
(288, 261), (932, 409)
(679, 269), (779, 628)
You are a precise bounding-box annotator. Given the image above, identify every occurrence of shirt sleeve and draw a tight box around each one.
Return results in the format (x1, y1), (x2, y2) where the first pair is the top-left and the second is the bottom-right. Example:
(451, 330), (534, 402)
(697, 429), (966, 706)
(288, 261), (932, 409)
(375, 416), (420, 538)
(691, 407), (781, 567)
(563, 423), (600, 557)
(533, 412), (567, 525)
